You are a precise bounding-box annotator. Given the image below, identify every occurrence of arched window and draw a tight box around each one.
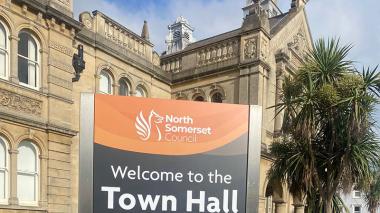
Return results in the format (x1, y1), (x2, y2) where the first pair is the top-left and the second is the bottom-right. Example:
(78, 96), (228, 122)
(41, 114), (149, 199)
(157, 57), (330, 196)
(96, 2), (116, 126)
(18, 31), (40, 89)
(0, 137), (9, 203)
(0, 22), (9, 79)
(211, 92), (223, 103)
(17, 141), (39, 205)
(119, 78), (131, 96)
(99, 70), (113, 94)
(135, 85), (147, 98)
(193, 96), (205, 102)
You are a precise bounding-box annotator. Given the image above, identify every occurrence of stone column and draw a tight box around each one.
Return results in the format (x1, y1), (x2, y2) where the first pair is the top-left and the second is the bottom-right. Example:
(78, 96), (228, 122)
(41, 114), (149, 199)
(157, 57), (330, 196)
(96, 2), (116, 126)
(274, 201), (287, 213)
(39, 154), (48, 208)
(294, 204), (305, 213)
(258, 196), (266, 213)
(94, 74), (100, 93)
(8, 149), (18, 205)
(40, 48), (49, 93)
(113, 83), (119, 95)
(9, 35), (19, 84)
(274, 69), (284, 135)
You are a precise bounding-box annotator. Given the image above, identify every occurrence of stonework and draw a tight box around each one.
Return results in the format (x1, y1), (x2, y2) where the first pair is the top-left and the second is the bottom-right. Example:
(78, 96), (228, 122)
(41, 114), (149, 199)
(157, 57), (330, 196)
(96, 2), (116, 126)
(0, 88), (42, 116)
(0, 0), (313, 212)
(244, 37), (258, 59)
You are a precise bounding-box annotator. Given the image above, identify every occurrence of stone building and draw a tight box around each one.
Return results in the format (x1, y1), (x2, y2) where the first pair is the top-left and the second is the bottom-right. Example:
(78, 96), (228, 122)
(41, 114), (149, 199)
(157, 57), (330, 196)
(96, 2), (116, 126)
(0, 0), (311, 212)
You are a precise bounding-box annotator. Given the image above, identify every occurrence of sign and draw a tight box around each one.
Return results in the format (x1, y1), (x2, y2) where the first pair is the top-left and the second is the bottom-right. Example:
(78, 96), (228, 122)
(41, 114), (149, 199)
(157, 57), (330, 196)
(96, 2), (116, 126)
(79, 94), (262, 213)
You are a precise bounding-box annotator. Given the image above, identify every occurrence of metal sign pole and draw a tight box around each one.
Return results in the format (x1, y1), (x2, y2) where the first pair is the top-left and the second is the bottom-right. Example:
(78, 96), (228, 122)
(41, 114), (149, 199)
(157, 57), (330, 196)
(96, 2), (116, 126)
(246, 105), (263, 213)
(79, 93), (94, 213)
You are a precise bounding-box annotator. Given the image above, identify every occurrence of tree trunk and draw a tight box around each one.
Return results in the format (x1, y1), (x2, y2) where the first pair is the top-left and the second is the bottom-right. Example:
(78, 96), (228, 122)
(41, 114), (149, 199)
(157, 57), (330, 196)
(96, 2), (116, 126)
(324, 197), (333, 213)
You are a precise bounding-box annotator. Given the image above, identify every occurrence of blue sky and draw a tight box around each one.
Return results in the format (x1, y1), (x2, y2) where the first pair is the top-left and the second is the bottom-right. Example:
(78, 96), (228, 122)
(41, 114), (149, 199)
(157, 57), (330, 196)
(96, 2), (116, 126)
(74, 0), (380, 121)
(74, 0), (380, 68)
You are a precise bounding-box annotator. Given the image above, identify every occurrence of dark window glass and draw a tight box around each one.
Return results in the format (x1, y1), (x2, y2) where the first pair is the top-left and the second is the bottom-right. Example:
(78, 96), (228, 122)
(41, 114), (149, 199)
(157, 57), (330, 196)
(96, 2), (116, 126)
(18, 32), (38, 87)
(119, 79), (130, 96)
(211, 93), (223, 103)
(18, 33), (29, 58)
(194, 96), (205, 102)
(18, 57), (28, 84)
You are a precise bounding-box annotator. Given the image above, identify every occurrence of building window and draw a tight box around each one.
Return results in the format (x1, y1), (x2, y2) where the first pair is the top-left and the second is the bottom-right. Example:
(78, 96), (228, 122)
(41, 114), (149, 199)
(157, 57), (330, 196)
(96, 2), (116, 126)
(0, 137), (9, 204)
(211, 92), (223, 103)
(353, 190), (361, 198)
(17, 141), (39, 206)
(0, 22), (9, 79)
(353, 205), (361, 213)
(135, 85), (147, 97)
(99, 70), (113, 94)
(184, 32), (190, 40)
(18, 32), (40, 89)
(193, 96), (205, 102)
(174, 31), (181, 40)
(119, 78), (131, 96)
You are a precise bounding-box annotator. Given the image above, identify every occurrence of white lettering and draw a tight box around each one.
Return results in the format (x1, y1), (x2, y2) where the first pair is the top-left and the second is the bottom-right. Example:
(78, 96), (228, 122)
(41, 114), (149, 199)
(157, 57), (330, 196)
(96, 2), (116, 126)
(223, 190), (229, 212)
(138, 194), (160, 211)
(119, 193), (136, 210)
(111, 166), (127, 179)
(232, 190), (238, 213)
(101, 186), (120, 209)
(162, 195), (177, 211)
(187, 190), (205, 212)
(207, 197), (221, 213)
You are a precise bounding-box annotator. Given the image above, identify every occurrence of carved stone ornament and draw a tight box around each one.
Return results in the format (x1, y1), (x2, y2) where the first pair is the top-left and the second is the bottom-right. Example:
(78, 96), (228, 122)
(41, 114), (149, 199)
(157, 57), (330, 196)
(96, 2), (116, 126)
(261, 39), (269, 61)
(79, 12), (94, 30)
(49, 41), (74, 56)
(244, 37), (258, 60)
(0, 89), (42, 116)
(288, 26), (308, 57)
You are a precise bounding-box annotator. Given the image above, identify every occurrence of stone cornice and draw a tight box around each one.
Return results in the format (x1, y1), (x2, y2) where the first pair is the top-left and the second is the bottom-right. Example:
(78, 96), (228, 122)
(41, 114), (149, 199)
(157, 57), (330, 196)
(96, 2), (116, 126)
(12, 0), (83, 31)
(76, 29), (172, 84)
(0, 112), (77, 136)
(171, 62), (239, 84)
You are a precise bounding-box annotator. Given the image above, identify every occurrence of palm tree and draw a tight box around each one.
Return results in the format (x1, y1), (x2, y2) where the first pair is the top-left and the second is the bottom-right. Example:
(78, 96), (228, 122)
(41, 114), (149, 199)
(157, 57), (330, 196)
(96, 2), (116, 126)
(363, 169), (380, 213)
(268, 38), (380, 213)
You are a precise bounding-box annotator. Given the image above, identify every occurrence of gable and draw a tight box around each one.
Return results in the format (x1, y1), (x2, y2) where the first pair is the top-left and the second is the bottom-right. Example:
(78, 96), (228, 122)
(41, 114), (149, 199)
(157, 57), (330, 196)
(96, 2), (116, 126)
(270, 9), (314, 68)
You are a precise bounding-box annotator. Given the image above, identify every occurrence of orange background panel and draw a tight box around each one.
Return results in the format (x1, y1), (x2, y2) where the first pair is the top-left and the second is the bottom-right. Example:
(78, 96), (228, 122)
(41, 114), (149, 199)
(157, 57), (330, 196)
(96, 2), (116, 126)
(94, 94), (249, 156)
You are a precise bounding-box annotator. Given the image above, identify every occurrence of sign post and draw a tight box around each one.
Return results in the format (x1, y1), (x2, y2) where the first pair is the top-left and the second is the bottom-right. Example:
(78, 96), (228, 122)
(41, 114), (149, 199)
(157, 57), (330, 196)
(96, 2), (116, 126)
(79, 94), (262, 213)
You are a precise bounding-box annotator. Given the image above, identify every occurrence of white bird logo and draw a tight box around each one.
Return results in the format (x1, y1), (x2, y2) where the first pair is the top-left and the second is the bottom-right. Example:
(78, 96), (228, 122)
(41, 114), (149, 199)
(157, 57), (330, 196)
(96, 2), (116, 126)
(135, 110), (164, 141)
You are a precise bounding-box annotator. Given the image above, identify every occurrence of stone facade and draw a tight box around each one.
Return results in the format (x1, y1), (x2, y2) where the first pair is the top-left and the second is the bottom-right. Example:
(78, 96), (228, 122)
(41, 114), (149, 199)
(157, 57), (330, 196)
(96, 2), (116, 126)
(0, 0), (312, 212)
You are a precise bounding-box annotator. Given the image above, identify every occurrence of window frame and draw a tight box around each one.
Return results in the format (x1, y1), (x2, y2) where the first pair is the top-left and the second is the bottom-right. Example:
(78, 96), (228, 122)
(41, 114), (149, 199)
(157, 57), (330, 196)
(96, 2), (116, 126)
(0, 136), (9, 205)
(17, 31), (41, 90)
(210, 92), (224, 103)
(352, 190), (361, 199)
(135, 85), (147, 98)
(193, 95), (205, 102)
(119, 78), (131, 96)
(0, 21), (10, 80)
(17, 141), (39, 207)
(99, 70), (113, 95)
(353, 205), (361, 213)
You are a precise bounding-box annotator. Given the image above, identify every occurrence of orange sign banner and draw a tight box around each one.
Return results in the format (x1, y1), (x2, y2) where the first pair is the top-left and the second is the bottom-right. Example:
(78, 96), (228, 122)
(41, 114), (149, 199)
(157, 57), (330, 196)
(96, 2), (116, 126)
(94, 94), (249, 156)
